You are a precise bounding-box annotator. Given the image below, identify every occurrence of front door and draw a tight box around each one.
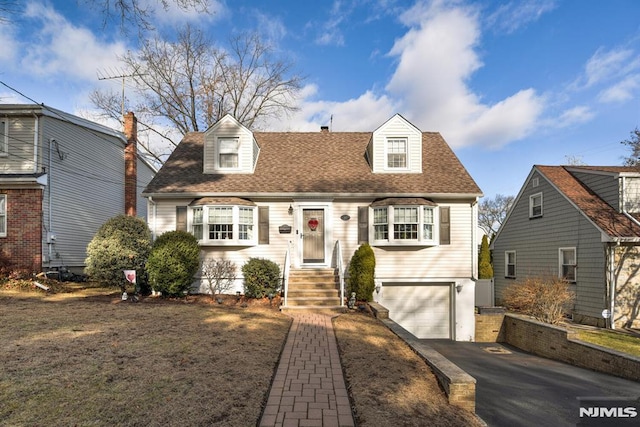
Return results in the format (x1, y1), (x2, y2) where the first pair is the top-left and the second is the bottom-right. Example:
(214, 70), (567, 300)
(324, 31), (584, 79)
(302, 209), (325, 263)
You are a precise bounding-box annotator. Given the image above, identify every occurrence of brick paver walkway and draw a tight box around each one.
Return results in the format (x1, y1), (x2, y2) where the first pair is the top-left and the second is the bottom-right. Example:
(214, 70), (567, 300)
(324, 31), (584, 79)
(259, 312), (355, 427)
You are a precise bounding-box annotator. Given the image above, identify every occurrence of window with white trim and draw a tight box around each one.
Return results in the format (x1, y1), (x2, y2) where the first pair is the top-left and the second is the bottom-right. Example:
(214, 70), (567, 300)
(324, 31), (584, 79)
(218, 138), (239, 169)
(190, 205), (256, 245)
(0, 119), (7, 156)
(386, 138), (407, 168)
(0, 194), (6, 237)
(559, 247), (576, 282)
(372, 205), (438, 245)
(505, 251), (516, 278)
(529, 192), (543, 218)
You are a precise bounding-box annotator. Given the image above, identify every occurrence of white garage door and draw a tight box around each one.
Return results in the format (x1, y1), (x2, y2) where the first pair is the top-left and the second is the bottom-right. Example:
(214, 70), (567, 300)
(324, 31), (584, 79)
(382, 284), (451, 339)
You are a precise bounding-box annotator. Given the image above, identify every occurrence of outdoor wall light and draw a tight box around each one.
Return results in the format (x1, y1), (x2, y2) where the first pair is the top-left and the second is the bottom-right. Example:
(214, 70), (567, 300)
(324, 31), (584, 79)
(236, 291), (241, 301)
(456, 284), (463, 293)
(374, 279), (381, 295)
(288, 204), (293, 215)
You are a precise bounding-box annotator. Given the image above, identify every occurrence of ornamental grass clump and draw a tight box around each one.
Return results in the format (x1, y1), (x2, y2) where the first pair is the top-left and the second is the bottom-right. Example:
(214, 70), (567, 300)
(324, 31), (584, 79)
(241, 258), (281, 298)
(501, 276), (575, 325)
(146, 230), (200, 297)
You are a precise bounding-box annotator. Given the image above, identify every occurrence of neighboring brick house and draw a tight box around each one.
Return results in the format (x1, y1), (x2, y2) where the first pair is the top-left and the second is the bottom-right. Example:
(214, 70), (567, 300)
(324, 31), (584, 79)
(492, 165), (640, 328)
(0, 105), (156, 275)
(143, 113), (483, 340)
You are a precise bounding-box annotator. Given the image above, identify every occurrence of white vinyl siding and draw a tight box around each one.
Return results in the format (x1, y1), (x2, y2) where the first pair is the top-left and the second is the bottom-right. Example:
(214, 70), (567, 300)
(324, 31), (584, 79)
(203, 115), (257, 174)
(371, 114), (422, 173)
(623, 177), (640, 213)
(0, 194), (6, 236)
(0, 116), (37, 173)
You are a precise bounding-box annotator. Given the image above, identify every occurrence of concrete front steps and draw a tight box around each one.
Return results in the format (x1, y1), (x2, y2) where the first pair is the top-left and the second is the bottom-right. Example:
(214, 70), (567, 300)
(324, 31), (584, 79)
(281, 268), (346, 312)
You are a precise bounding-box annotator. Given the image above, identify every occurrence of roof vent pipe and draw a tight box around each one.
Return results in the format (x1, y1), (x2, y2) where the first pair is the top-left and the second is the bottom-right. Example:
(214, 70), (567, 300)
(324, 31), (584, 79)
(320, 126), (329, 133)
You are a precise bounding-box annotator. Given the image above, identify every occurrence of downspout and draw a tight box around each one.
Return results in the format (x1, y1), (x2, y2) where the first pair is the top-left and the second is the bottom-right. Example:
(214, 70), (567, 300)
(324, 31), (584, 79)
(148, 196), (157, 240)
(471, 198), (479, 280)
(608, 241), (618, 330)
(48, 137), (54, 264)
(32, 113), (39, 174)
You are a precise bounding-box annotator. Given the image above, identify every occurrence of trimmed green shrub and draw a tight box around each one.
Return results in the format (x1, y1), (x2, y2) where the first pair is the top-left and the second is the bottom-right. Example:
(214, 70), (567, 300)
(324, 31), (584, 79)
(85, 215), (151, 290)
(478, 234), (493, 279)
(347, 243), (376, 301)
(146, 230), (201, 297)
(242, 258), (281, 298)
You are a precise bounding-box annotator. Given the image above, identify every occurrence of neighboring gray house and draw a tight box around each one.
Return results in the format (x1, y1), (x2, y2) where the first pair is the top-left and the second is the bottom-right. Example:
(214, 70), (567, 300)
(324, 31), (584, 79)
(0, 104), (156, 274)
(144, 113), (483, 340)
(492, 165), (640, 328)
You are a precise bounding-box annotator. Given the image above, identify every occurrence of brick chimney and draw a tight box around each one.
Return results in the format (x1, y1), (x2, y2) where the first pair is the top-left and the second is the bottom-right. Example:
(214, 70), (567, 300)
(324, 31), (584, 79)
(123, 112), (137, 217)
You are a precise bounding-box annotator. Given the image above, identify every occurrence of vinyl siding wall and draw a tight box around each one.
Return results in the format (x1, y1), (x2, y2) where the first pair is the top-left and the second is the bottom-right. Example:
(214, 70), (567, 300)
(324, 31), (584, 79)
(371, 115), (422, 173)
(149, 197), (476, 293)
(40, 116), (152, 269)
(571, 171), (620, 211)
(0, 115), (38, 173)
(493, 170), (607, 320)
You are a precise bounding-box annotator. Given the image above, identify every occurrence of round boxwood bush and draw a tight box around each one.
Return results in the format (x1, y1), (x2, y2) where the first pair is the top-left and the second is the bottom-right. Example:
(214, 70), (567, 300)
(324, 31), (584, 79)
(85, 215), (152, 291)
(146, 230), (201, 297)
(347, 243), (376, 301)
(242, 258), (281, 298)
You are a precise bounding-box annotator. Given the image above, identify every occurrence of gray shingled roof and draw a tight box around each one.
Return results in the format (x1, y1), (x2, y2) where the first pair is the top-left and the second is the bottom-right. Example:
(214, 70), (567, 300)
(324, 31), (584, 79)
(143, 131), (482, 197)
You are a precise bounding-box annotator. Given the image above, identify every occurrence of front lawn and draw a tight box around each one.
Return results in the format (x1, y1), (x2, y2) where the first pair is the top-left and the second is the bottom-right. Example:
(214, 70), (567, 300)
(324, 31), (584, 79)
(575, 329), (640, 357)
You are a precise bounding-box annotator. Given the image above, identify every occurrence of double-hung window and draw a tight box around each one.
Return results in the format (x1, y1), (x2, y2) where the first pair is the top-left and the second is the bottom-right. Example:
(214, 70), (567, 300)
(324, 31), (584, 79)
(372, 204), (438, 245)
(386, 138), (407, 169)
(559, 247), (576, 282)
(505, 251), (516, 278)
(530, 193), (543, 218)
(190, 204), (256, 245)
(218, 138), (239, 169)
(0, 194), (6, 237)
(0, 119), (7, 156)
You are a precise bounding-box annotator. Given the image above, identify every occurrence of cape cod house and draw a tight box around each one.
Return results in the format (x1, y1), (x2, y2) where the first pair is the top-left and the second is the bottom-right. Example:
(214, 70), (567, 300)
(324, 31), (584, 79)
(0, 105), (156, 275)
(492, 165), (640, 329)
(143, 114), (482, 340)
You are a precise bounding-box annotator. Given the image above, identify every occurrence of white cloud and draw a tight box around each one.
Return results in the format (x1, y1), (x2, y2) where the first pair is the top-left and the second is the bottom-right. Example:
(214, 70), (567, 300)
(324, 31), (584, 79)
(384, 0), (543, 148)
(583, 47), (635, 88)
(0, 23), (18, 64)
(598, 74), (640, 103)
(486, 0), (557, 34)
(553, 105), (595, 128)
(22, 2), (127, 81)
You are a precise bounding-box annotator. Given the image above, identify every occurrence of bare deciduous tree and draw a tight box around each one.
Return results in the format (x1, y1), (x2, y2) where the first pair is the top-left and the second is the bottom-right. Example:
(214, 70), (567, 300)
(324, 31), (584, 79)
(621, 128), (640, 167)
(478, 194), (514, 239)
(84, 0), (210, 33)
(91, 26), (303, 162)
(201, 258), (237, 299)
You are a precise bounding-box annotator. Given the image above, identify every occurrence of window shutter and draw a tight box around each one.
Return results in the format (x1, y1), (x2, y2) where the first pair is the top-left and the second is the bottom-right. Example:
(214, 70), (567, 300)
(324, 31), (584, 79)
(176, 206), (187, 231)
(258, 206), (269, 244)
(439, 206), (450, 245)
(358, 207), (369, 244)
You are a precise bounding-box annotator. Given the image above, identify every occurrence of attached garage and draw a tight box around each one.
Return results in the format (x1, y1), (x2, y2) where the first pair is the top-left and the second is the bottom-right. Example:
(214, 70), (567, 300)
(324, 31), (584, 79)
(381, 283), (453, 339)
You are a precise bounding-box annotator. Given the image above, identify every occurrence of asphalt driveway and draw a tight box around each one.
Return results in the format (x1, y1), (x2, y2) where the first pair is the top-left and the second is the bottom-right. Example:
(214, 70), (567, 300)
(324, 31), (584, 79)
(426, 340), (640, 427)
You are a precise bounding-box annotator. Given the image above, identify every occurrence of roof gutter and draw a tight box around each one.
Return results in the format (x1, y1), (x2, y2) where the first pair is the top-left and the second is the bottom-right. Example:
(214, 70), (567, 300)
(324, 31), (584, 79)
(142, 191), (484, 200)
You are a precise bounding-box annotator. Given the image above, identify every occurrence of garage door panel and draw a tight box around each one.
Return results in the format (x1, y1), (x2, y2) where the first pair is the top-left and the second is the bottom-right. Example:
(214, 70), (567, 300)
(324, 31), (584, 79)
(382, 285), (451, 339)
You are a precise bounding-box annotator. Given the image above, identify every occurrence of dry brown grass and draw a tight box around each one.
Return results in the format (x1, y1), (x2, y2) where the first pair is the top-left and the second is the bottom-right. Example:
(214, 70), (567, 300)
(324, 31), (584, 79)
(333, 312), (482, 427)
(0, 285), (290, 426)
(1, 282), (481, 426)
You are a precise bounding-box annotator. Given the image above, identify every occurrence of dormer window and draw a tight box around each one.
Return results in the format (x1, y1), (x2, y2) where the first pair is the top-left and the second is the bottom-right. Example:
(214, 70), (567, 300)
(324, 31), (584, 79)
(218, 138), (239, 169)
(387, 138), (407, 169)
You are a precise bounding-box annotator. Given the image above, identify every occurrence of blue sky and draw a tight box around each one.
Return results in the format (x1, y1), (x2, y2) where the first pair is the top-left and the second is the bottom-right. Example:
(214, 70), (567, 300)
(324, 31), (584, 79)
(1, 0), (640, 200)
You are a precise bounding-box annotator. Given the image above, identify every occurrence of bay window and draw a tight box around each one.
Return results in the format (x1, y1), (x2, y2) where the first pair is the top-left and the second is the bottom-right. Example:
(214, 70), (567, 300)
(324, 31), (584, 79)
(371, 203), (439, 245)
(190, 204), (256, 245)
